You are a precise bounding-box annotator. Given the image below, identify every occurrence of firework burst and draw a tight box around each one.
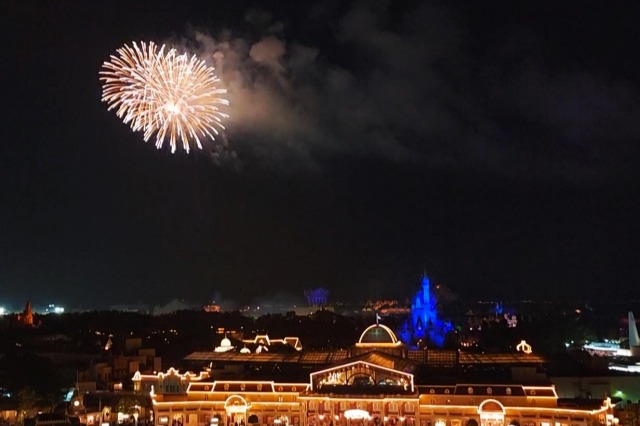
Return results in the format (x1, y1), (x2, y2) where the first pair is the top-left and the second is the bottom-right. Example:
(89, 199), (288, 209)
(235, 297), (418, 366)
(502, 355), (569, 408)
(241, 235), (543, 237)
(100, 41), (229, 153)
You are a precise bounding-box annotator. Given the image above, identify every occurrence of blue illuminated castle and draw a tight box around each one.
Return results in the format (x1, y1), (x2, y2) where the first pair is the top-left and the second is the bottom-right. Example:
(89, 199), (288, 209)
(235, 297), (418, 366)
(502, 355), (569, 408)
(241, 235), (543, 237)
(399, 273), (453, 348)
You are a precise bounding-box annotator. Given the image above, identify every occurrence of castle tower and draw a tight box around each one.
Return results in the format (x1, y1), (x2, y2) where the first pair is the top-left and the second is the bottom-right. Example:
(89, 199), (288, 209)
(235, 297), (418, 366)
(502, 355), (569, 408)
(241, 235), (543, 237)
(411, 274), (437, 333)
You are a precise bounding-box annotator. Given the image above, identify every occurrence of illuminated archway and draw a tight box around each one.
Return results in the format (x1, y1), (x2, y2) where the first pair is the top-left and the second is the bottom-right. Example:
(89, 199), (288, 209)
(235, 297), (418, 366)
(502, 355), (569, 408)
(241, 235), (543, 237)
(477, 400), (505, 426)
(225, 395), (250, 426)
(347, 373), (374, 386)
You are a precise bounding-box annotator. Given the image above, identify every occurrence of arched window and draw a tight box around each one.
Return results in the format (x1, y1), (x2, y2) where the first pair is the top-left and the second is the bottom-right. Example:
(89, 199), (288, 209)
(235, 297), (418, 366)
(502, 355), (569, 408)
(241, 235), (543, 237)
(509, 421), (520, 426)
(468, 387), (474, 395)
(466, 420), (479, 426)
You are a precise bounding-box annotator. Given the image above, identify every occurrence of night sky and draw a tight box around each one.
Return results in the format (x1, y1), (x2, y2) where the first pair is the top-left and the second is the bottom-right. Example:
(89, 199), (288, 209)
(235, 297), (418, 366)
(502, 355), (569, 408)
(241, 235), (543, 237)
(2, 0), (640, 310)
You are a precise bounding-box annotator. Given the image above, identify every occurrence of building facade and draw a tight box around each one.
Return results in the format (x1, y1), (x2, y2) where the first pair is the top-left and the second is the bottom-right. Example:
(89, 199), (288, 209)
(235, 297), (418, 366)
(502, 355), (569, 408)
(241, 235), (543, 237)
(134, 325), (617, 426)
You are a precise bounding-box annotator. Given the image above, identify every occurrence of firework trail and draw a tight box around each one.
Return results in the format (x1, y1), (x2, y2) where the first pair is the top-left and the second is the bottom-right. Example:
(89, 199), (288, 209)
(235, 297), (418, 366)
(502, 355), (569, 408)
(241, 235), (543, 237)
(100, 41), (229, 153)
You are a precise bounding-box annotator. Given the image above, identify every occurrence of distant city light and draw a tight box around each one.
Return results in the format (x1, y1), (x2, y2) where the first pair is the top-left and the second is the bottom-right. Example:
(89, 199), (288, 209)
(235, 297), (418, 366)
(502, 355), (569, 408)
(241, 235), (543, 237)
(45, 304), (65, 314)
(0, 307), (5, 315)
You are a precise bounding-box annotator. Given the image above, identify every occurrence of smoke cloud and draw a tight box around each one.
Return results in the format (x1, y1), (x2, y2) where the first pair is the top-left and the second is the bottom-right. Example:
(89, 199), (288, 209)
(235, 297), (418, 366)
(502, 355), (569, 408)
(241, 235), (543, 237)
(178, 1), (640, 182)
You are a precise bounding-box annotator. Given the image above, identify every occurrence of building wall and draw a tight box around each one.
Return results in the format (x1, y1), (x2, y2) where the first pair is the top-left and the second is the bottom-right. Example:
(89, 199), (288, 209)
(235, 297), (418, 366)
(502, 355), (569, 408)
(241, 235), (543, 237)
(146, 384), (611, 426)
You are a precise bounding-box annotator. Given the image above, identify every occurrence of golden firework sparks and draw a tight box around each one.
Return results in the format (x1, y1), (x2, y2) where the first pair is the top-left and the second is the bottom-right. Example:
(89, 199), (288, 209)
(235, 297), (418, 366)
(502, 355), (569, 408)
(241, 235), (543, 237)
(100, 41), (229, 153)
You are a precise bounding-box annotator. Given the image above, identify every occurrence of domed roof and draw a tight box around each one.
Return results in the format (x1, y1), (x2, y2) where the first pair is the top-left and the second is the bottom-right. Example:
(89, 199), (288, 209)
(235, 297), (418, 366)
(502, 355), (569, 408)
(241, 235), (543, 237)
(357, 324), (400, 345)
(214, 336), (234, 352)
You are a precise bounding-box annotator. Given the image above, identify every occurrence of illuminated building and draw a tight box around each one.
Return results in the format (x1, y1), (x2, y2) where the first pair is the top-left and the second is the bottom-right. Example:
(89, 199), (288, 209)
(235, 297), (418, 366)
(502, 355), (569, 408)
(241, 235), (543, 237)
(16, 301), (34, 326)
(582, 312), (640, 361)
(239, 335), (303, 353)
(398, 274), (453, 348)
(136, 324), (617, 426)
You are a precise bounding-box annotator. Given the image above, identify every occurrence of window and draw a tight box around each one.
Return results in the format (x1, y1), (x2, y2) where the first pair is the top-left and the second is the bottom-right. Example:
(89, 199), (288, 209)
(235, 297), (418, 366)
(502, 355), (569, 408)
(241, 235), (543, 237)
(467, 387), (474, 395)
(506, 388), (512, 396)
(487, 388), (492, 395)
